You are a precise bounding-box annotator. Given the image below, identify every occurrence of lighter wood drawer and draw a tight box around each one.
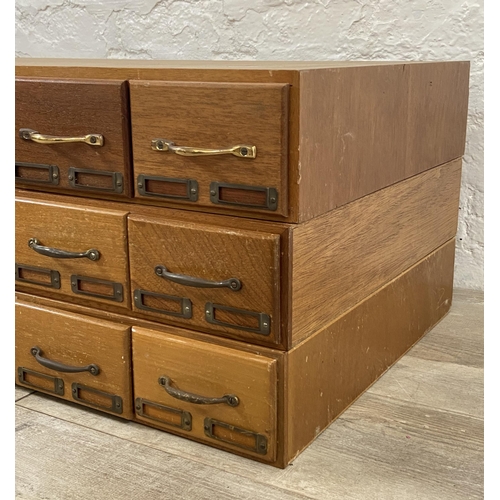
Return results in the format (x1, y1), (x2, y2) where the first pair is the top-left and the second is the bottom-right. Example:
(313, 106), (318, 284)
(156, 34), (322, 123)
(15, 196), (130, 308)
(129, 81), (289, 216)
(132, 326), (278, 462)
(128, 214), (281, 344)
(15, 78), (131, 198)
(15, 301), (133, 418)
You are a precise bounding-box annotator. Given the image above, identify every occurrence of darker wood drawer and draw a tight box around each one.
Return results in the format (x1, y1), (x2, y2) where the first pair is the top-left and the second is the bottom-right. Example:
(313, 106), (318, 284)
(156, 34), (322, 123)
(128, 214), (281, 345)
(15, 77), (132, 198)
(15, 195), (130, 309)
(132, 326), (278, 462)
(129, 81), (289, 216)
(15, 301), (133, 418)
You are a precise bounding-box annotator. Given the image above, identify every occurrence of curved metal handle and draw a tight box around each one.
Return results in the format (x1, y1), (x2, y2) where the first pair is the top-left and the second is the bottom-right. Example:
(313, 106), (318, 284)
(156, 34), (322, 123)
(20, 128), (104, 146)
(154, 265), (241, 291)
(158, 376), (239, 407)
(28, 238), (100, 261)
(151, 139), (256, 159)
(31, 346), (100, 376)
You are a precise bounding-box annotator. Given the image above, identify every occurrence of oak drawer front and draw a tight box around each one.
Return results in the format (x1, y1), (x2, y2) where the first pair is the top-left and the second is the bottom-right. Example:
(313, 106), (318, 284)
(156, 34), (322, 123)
(15, 78), (131, 197)
(15, 197), (130, 308)
(129, 81), (289, 216)
(132, 327), (277, 461)
(128, 215), (281, 344)
(15, 301), (133, 418)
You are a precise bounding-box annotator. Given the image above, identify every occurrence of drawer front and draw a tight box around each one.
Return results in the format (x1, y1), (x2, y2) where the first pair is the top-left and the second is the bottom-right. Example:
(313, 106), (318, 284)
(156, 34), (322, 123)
(15, 196), (130, 308)
(15, 78), (131, 197)
(15, 301), (133, 418)
(132, 327), (277, 461)
(130, 81), (289, 216)
(128, 215), (281, 344)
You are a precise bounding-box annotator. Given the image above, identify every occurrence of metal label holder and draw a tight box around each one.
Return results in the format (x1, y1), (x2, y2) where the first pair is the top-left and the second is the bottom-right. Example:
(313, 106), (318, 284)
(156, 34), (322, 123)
(209, 182), (278, 211)
(15, 162), (60, 185)
(135, 398), (192, 431)
(134, 289), (192, 319)
(18, 367), (64, 396)
(70, 275), (124, 302)
(68, 167), (124, 194)
(137, 174), (198, 201)
(205, 303), (271, 336)
(71, 383), (123, 414)
(15, 263), (61, 289)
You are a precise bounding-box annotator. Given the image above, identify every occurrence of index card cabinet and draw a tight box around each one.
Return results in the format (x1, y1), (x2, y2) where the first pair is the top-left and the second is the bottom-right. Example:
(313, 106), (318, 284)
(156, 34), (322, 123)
(15, 59), (469, 467)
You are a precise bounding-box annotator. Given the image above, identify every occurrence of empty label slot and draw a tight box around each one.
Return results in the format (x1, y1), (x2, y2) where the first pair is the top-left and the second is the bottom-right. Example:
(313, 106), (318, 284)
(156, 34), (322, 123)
(210, 182), (278, 210)
(137, 175), (198, 201)
(72, 384), (123, 414)
(214, 308), (260, 330)
(219, 187), (267, 207)
(205, 303), (271, 335)
(69, 168), (123, 193)
(71, 275), (123, 302)
(15, 162), (59, 185)
(18, 368), (64, 395)
(134, 290), (192, 318)
(136, 398), (192, 430)
(204, 418), (267, 455)
(16, 264), (60, 289)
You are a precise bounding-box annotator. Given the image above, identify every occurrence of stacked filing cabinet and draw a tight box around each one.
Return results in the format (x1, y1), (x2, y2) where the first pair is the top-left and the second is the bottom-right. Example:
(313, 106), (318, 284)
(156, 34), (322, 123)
(15, 60), (469, 467)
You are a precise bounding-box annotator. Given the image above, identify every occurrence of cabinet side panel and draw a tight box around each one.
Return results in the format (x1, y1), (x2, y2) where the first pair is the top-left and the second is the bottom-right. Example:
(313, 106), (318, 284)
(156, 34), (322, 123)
(285, 239), (456, 464)
(291, 158), (461, 346)
(298, 62), (469, 221)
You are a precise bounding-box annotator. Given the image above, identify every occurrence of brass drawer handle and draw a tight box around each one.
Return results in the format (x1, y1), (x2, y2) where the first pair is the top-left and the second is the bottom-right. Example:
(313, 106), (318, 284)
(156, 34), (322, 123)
(20, 128), (104, 146)
(158, 376), (239, 407)
(155, 265), (241, 291)
(31, 346), (100, 376)
(28, 238), (100, 261)
(151, 139), (256, 159)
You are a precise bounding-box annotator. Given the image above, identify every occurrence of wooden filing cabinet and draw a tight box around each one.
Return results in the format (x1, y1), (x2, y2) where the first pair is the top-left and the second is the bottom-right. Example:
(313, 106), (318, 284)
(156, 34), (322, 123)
(15, 59), (469, 467)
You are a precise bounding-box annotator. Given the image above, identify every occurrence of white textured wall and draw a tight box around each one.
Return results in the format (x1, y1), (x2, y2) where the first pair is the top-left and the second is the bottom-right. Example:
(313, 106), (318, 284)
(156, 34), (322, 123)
(15, 0), (484, 290)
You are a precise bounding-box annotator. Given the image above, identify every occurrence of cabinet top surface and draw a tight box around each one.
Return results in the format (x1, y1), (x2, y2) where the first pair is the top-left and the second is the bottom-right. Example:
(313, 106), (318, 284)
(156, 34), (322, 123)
(15, 58), (467, 71)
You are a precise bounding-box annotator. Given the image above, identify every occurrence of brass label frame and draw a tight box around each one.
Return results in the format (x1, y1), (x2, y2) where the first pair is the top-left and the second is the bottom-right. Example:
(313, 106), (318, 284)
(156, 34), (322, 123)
(209, 182), (278, 211)
(71, 383), (123, 414)
(135, 398), (192, 431)
(205, 302), (271, 336)
(136, 174), (198, 202)
(15, 162), (59, 186)
(17, 367), (64, 396)
(15, 263), (61, 289)
(68, 167), (124, 194)
(70, 275), (124, 302)
(133, 289), (192, 319)
(204, 417), (268, 455)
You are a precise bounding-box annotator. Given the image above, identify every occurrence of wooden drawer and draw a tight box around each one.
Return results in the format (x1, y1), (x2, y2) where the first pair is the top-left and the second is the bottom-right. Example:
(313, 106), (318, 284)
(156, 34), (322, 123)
(15, 301), (133, 418)
(128, 214), (282, 344)
(15, 77), (131, 198)
(15, 196), (130, 308)
(132, 326), (278, 462)
(130, 81), (289, 216)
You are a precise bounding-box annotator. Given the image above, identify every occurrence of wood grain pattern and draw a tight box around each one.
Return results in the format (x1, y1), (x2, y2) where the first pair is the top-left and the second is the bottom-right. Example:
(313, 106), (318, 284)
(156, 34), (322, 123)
(130, 81), (289, 216)
(15, 77), (132, 199)
(298, 62), (470, 221)
(132, 327), (278, 463)
(15, 301), (133, 418)
(128, 214), (281, 344)
(16, 289), (483, 498)
(16, 59), (469, 223)
(15, 196), (131, 309)
(290, 158), (462, 346)
(285, 238), (456, 463)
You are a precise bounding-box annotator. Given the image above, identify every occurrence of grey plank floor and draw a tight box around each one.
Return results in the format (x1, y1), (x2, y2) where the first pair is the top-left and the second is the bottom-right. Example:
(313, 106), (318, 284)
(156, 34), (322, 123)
(15, 289), (484, 500)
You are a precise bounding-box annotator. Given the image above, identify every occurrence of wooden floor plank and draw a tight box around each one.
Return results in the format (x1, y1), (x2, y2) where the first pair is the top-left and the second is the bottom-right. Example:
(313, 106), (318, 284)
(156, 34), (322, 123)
(15, 405), (313, 500)
(15, 386), (33, 401)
